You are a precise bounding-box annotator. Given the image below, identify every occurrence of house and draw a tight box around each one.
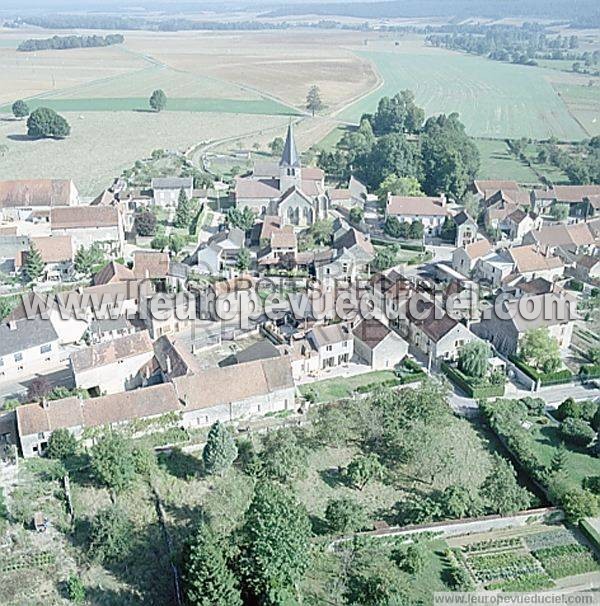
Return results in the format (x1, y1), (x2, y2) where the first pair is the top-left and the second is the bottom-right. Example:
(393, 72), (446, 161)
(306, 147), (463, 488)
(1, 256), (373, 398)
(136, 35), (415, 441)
(257, 226), (297, 268)
(507, 245), (565, 282)
(327, 176), (368, 209)
(151, 177), (194, 207)
(133, 250), (170, 281)
(89, 317), (136, 344)
(482, 189), (531, 231)
(140, 293), (196, 339)
(472, 180), (520, 201)
(17, 382), (181, 457)
(194, 228), (245, 276)
(0, 314), (61, 382)
(472, 293), (577, 356)
(234, 124), (327, 227)
(474, 250), (515, 288)
(307, 323), (353, 370)
(92, 260), (135, 286)
(315, 225), (374, 284)
(453, 211), (478, 247)
(385, 194), (449, 236)
(70, 330), (154, 395)
(452, 238), (493, 276)
(0, 179), (80, 221)
(0, 235), (29, 274)
(15, 236), (74, 281)
(50, 205), (124, 257)
(353, 318), (408, 370)
(500, 208), (539, 242)
(531, 185), (600, 219)
(523, 223), (596, 258)
(571, 255), (600, 283)
(403, 299), (479, 362)
(172, 356), (296, 427)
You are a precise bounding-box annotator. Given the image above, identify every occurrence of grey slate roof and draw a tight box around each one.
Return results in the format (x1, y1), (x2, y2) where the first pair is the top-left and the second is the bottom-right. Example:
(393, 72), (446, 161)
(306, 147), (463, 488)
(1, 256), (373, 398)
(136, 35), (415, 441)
(151, 177), (193, 190)
(235, 339), (281, 364)
(0, 316), (59, 358)
(280, 123), (300, 168)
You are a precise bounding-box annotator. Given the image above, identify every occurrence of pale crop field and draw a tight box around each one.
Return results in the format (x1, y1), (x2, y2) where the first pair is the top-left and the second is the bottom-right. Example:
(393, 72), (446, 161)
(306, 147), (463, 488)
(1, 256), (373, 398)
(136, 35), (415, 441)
(339, 42), (589, 140)
(0, 111), (290, 196)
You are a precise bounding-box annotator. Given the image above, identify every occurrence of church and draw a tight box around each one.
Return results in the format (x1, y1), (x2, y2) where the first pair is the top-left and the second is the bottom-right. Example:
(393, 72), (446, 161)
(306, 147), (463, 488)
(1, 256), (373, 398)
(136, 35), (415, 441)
(234, 124), (328, 227)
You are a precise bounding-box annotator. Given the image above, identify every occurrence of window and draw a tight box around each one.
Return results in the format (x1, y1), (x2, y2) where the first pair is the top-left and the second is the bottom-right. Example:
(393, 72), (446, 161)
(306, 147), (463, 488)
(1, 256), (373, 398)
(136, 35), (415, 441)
(0, 358), (3, 367)
(40, 344), (51, 354)
(14, 352), (23, 362)
(326, 345), (333, 352)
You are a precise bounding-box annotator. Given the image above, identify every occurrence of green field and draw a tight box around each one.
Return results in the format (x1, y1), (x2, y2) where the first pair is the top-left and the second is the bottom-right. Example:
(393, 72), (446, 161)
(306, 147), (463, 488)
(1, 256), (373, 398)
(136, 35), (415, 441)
(341, 47), (588, 140)
(475, 138), (540, 183)
(0, 96), (297, 116)
(553, 82), (600, 137)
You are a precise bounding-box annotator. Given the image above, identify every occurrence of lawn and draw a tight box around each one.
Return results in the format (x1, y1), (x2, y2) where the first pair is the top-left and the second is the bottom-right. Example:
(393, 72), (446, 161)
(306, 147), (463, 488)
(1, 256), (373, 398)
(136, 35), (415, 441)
(298, 370), (397, 403)
(522, 142), (570, 184)
(475, 138), (539, 183)
(341, 44), (588, 140)
(529, 420), (600, 490)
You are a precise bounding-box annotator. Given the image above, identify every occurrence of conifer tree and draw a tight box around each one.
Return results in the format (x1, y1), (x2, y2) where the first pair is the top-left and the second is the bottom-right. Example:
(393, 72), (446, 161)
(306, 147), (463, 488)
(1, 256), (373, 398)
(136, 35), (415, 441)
(202, 421), (238, 476)
(175, 187), (192, 228)
(24, 243), (44, 281)
(182, 522), (242, 606)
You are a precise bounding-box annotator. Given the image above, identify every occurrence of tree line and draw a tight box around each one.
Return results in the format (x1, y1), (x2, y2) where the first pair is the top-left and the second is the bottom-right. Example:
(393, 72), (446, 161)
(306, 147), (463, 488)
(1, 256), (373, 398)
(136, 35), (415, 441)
(318, 89), (480, 201)
(17, 33), (124, 52)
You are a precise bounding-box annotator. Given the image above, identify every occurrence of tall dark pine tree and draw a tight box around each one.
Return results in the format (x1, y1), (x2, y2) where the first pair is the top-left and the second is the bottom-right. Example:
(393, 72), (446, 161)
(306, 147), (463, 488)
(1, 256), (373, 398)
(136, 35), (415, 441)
(182, 522), (242, 606)
(202, 421), (238, 476)
(24, 244), (44, 282)
(174, 187), (192, 229)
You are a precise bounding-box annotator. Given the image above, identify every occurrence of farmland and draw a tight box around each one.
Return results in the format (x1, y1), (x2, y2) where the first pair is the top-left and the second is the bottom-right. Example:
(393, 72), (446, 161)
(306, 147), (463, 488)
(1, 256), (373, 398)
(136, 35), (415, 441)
(474, 139), (539, 183)
(339, 41), (590, 140)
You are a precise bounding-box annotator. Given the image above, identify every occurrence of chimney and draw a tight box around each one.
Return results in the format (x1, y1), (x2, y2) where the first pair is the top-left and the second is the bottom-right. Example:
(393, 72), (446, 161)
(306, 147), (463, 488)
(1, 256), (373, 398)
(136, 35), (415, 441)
(8, 320), (16, 331)
(439, 193), (447, 207)
(42, 398), (49, 410)
(166, 355), (172, 375)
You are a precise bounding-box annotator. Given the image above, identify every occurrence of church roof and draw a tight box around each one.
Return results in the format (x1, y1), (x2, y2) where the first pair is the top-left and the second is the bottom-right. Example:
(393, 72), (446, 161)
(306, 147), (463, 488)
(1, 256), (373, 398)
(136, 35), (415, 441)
(280, 123), (300, 168)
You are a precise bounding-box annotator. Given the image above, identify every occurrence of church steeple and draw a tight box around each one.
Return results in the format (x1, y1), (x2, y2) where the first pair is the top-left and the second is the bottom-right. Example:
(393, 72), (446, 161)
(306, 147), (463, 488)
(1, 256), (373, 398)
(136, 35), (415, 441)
(280, 123), (300, 168)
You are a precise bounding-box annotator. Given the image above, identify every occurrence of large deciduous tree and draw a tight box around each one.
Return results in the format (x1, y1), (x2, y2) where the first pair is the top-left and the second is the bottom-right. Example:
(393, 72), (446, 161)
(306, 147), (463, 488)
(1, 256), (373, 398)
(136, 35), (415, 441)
(306, 85), (324, 116)
(519, 327), (561, 372)
(149, 89), (167, 112)
(27, 107), (70, 139)
(12, 99), (29, 119)
(458, 340), (491, 378)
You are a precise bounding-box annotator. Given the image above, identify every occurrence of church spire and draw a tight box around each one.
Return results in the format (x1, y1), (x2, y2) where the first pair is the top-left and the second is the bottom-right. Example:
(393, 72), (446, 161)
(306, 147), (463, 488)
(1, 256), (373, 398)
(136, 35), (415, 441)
(280, 122), (300, 168)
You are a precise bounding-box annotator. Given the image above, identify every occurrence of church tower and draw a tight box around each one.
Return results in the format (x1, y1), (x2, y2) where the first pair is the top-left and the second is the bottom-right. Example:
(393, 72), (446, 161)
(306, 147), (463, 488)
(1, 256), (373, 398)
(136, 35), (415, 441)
(279, 123), (302, 192)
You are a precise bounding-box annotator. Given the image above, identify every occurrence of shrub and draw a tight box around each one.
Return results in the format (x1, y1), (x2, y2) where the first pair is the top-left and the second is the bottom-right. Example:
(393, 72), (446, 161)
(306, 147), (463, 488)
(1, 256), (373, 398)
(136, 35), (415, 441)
(47, 429), (77, 460)
(65, 575), (86, 603)
(324, 497), (366, 534)
(560, 418), (596, 447)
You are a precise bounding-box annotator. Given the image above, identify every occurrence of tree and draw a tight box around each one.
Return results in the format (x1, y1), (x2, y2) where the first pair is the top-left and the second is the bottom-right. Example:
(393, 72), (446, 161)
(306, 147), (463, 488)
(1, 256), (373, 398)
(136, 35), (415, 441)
(269, 137), (284, 156)
(182, 522), (242, 606)
(408, 220), (424, 240)
(458, 340), (491, 378)
(149, 89), (167, 112)
(395, 543), (425, 575)
(324, 497), (366, 534)
(89, 505), (134, 563)
(481, 453), (531, 515)
(377, 175), (424, 209)
(226, 206), (255, 232)
(151, 235), (169, 251)
(12, 99), (29, 119)
(549, 202), (569, 221)
(347, 453), (384, 490)
(372, 246), (398, 271)
(307, 219), (333, 246)
(560, 418), (596, 447)
(383, 216), (409, 239)
(519, 328), (561, 372)
(306, 85), (324, 116)
(202, 421), (238, 476)
(239, 481), (310, 605)
(74, 243), (104, 275)
(349, 206), (364, 225)
(134, 210), (157, 236)
(90, 433), (136, 492)
(168, 234), (186, 254)
(261, 429), (308, 484)
(65, 575), (86, 603)
(27, 107), (70, 139)
(551, 442), (569, 473)
(24, 243), (44, 282)
(235, 248), (251, 272)
(174, 187), (193, 228)
(27, 376), (52, 403)
(561, 488), (599, 523)
(369, 90), (424, 135)
(47, 429), (77, 460)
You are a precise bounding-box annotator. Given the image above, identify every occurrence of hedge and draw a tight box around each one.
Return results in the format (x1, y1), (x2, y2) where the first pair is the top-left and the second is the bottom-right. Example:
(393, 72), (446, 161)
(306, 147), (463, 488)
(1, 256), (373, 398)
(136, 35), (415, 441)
(441, 361), (505, 399)
(579, 519), (600, 553)
(580, 364), (600, 380)
(509, 356), (573, 386)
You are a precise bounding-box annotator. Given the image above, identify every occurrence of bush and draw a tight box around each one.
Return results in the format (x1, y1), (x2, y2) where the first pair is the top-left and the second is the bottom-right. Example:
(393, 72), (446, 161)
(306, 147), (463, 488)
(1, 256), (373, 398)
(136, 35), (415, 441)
(324, 497), (366, 534)
(134, 211), (157, 237)
(47, 429), (77, 460)
(65, 575), (86, 603)
(509, 356), (573, 386)
(568, 279), (584, 292)
(441, 361), (505, 399)
(560, 418), (596, 447)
